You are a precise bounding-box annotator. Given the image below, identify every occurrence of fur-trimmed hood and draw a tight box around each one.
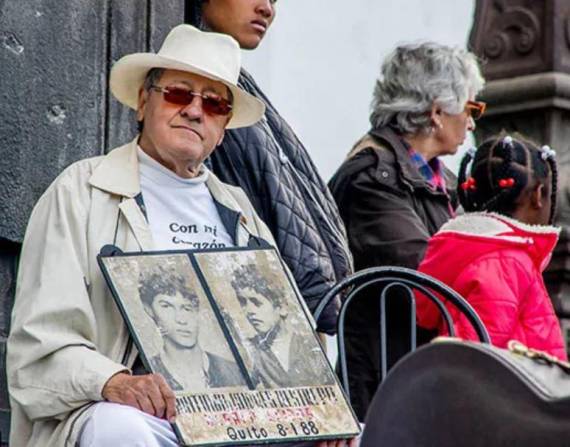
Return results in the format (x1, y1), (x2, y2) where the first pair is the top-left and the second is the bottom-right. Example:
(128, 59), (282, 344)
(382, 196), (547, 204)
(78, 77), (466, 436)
(418, 212), (566, 361)
(430, 212), (560, 273)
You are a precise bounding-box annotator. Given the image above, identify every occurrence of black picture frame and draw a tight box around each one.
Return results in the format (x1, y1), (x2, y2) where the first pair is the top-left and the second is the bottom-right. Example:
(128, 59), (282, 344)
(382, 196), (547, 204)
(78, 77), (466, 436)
(98, 246), (360, 446)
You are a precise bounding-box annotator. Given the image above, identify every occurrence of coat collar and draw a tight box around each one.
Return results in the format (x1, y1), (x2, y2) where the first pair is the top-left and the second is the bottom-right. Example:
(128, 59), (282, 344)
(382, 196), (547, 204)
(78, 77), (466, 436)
(440, 212), (560, 237)
(439, 212), (560, 271)
(89, 137), (141, 197)
(369, 126), (455, 195)
(88, 137), (255, 247)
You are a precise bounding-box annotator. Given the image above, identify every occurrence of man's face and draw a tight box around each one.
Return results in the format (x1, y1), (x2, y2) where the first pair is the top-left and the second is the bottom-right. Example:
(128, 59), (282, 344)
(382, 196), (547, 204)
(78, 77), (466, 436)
(238, 286), (281, 335)
(150, 291), (200, 349)
(137, 69), (231, 178)
(202, 0), (276, 50)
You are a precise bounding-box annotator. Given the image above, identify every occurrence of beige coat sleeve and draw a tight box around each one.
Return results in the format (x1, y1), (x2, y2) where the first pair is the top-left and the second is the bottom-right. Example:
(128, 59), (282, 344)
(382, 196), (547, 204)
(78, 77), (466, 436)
(7, 166), (127, 421)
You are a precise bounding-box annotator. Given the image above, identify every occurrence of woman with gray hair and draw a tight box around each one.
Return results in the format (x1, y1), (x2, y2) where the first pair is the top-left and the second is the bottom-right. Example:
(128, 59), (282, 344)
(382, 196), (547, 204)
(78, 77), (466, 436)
(328, 41), (485, 421)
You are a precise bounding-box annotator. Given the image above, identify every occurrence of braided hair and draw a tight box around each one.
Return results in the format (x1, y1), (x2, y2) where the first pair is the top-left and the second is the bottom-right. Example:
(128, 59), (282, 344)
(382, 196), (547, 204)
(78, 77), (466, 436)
(458, 134), (557, 225)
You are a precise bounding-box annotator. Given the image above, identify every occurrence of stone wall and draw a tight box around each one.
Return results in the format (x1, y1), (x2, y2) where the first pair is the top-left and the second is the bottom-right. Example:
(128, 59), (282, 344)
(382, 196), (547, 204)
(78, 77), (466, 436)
(0, 240), (17, 445)
(0, 1), (184, 443)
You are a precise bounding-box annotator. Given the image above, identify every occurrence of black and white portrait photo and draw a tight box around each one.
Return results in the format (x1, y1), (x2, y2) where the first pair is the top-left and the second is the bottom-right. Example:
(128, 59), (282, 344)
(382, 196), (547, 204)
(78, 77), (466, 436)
(99, 253), (245, 393)
(138, 268), (245, 391)
(194, 249), (336, 389)
(99, 248), (359, 445)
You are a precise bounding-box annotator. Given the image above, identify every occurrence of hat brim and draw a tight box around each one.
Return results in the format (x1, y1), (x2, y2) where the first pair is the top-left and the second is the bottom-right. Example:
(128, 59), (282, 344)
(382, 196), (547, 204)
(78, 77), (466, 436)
(110, 53), (265, 129)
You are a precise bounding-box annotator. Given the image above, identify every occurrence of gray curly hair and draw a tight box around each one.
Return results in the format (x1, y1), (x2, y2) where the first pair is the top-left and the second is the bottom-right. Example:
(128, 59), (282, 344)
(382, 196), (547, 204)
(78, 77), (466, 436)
(369, 42), (484, 135)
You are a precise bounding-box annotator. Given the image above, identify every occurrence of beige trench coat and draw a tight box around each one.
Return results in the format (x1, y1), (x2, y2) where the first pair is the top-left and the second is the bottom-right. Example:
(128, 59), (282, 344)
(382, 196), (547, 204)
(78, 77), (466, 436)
(7, 138), (277, 446)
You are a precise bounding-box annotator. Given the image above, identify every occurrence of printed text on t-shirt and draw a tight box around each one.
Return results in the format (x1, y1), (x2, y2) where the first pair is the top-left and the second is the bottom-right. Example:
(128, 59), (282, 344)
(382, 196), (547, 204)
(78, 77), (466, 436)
(169, 222), (227, 249)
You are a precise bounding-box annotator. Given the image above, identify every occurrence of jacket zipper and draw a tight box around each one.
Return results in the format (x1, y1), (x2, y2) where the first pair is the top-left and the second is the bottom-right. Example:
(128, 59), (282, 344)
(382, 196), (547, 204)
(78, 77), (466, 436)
(261, 116), (352, 276)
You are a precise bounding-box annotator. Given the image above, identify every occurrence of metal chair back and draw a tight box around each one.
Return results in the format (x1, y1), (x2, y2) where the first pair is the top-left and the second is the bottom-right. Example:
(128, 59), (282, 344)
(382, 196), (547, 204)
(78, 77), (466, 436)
(314, 266), (490, 402)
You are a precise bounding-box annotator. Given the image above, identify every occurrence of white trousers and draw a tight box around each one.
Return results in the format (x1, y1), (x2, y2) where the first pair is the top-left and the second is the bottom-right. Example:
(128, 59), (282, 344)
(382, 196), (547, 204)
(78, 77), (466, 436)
(79, 402), (178, 447)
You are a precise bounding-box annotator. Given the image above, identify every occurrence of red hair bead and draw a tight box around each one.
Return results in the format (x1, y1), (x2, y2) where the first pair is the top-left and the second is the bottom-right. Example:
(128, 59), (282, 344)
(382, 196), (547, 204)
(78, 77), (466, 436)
(461, 177), (476, 191)
(499, 178), (515, 188)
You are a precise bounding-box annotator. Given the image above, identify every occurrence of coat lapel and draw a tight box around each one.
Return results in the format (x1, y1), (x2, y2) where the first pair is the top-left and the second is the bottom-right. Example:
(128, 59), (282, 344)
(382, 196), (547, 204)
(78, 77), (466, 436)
(118, 198), (154, 251)
(89, 138), (140, 198)
(89, 137), (154, 251)
(89, 137), (255, 251)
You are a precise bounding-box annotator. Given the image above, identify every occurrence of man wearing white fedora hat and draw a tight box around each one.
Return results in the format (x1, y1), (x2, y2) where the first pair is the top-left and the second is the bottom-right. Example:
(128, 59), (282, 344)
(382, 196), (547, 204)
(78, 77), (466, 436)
(6, 24), (313, 447)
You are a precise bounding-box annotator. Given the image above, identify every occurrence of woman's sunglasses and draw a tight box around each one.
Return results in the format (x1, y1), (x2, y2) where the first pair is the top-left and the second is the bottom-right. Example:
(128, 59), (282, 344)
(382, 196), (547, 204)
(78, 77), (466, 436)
(150, 85), (233, 116)
(465, 100), (486, 120)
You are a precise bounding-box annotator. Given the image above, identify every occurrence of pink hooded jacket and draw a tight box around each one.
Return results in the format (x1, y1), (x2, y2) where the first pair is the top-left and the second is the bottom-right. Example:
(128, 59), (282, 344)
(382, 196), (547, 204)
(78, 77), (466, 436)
(417, 212), (567, 360)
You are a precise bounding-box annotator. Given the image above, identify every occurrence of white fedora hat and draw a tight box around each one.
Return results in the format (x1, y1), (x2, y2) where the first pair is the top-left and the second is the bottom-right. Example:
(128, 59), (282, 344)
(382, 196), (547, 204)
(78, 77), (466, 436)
(110, 24), (265, 129)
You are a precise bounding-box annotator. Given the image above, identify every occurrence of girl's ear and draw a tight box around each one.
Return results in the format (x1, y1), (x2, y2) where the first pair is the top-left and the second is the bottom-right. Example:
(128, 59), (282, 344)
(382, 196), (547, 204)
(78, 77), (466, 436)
(531, 183), (545, 210)
(528, 180), (554, 225)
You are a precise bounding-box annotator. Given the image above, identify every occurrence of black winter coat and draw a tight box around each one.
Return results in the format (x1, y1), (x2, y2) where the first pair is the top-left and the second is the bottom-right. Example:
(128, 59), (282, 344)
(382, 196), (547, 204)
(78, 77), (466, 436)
(207, 69), (353, 334)
(328, 126), (457, 420)
(329, 126), (457, 271)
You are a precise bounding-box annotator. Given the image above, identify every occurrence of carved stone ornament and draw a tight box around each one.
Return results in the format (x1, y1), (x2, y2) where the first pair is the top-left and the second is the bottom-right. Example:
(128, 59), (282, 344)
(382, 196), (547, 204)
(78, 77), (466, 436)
(483, 0), (539, 59)
(469, 0), (570, 80)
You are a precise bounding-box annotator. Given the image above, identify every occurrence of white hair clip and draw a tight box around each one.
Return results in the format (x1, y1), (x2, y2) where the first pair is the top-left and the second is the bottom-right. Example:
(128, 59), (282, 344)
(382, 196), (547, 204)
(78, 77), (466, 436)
(502, 135), (514, 147)
(540, 145), (556, 161)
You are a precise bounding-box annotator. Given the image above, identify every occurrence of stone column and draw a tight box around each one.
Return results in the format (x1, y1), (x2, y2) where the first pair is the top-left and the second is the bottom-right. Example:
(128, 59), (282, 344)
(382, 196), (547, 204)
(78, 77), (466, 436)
(469, 0), (570, 352)
(0, 1), (184, 443)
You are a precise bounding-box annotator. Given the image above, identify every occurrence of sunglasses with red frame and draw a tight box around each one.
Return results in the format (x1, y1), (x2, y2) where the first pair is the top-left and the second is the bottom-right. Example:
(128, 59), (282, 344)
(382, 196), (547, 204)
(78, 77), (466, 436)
(150, 85), (233, 116)
(465, 100), (486, 120)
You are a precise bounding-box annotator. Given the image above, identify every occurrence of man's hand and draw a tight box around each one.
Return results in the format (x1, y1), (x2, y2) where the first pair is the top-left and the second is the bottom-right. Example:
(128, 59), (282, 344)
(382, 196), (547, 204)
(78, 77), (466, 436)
(316, 438), (359, 447)
(102, 372), (176, 422)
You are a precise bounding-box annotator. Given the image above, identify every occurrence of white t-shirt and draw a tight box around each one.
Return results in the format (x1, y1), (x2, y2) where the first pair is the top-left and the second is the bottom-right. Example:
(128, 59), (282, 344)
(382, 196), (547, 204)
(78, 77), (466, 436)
(138, 147), (234, 250)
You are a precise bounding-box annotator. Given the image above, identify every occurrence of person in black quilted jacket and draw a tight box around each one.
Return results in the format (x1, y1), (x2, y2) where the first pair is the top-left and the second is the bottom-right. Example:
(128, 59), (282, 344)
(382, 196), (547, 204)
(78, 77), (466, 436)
(186, 0), (353, 335)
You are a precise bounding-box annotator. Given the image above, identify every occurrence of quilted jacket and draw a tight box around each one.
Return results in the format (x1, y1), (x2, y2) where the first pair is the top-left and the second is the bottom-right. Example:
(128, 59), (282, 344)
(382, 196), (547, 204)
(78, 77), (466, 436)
(207, 69), (353, 334)
(417, 213), (567, 360)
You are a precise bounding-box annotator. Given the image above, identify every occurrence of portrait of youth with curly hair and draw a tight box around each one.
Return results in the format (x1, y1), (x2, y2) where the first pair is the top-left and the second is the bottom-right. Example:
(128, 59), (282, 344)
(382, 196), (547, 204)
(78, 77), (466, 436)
(138, 269), (245, 391)
(230, 263), (335, 388)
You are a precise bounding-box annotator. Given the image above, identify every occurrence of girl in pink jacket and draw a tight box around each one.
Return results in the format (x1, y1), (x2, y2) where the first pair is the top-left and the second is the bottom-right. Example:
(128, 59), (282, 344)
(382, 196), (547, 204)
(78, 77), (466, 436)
(417, 135), (567, 360)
